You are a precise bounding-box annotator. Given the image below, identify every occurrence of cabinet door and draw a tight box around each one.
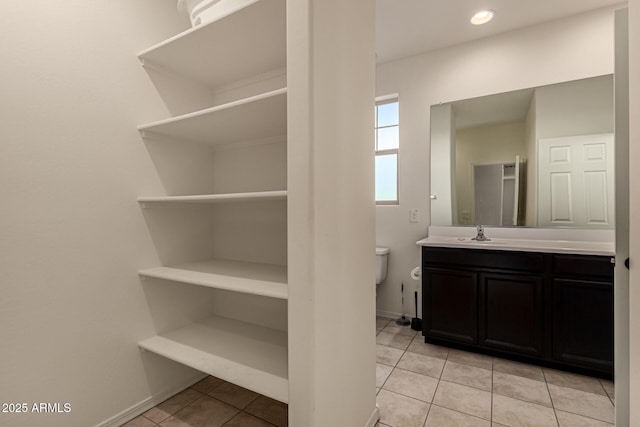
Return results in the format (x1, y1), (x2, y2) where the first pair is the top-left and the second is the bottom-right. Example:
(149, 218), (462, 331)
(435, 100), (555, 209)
(479, 273), (544, 356)
(553, 278), (613, 373)
(423, 268), (477, 344)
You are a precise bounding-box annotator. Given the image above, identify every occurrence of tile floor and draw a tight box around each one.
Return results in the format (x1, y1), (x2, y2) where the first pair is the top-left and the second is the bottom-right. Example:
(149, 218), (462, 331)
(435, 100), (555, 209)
(122, 316), (615, 427)
(122, 376), (288, 427)
(375, 316), (615, 427)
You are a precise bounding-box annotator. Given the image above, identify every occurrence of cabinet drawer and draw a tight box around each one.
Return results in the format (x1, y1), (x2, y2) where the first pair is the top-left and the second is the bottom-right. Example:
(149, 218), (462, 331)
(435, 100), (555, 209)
(423, 247), (543, 273)
(552, 255), (614, 280)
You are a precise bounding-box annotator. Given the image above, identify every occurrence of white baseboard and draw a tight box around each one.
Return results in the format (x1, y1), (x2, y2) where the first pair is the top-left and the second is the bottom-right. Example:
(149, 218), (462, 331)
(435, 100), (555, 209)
(376, 309), (403, 320)
(95, 372), (207, 427)
(365, 403), (381, 427)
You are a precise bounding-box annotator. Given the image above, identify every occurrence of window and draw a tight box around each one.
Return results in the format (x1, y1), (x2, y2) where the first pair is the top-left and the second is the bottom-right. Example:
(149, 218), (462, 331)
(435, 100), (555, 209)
(375, 98), (399, 204)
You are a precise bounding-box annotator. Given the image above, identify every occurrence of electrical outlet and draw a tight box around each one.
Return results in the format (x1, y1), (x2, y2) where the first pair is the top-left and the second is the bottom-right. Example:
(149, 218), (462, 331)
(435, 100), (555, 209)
(409, 209), (419, 223)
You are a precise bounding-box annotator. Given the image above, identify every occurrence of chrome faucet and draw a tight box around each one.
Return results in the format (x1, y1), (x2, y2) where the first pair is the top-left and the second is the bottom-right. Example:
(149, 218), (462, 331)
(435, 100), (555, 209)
(472, 225), (491, 242)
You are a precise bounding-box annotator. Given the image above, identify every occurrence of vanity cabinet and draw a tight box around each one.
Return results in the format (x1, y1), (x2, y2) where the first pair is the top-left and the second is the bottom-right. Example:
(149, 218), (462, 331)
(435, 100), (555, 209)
(422, 246), (614, 376)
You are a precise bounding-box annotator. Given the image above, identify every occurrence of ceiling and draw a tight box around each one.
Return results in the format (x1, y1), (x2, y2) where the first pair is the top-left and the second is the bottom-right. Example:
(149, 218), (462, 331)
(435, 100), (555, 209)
(376, 0), (626, 64)
(452, 88), (534, 130)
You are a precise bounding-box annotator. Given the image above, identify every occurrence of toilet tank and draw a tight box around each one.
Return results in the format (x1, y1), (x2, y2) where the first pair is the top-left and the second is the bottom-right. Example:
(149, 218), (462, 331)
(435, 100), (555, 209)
(376, 246), (389, 285)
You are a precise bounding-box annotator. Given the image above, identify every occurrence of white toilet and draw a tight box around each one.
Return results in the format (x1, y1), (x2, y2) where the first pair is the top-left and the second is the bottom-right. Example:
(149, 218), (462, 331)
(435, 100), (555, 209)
(376, 247), (389, 285)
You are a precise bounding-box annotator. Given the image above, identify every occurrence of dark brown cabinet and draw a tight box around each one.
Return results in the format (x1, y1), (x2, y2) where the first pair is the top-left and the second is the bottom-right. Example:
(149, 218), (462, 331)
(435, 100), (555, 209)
(552, 255), (614, 373)
(479, 272), (544, 356)
(423, 268), (477, 344)
(422, 246), (614, 376)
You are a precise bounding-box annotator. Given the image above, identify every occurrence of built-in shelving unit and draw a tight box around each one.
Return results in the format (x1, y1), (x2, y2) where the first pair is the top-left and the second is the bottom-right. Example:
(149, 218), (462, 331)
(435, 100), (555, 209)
(139, 259), (287, 300)
(137, 0), (286, 88)
(136, 0), (288, 403)
(138, 315), (288, 403)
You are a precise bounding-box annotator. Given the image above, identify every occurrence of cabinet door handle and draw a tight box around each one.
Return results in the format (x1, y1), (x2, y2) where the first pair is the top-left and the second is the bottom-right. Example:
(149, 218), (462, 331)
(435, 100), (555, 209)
(625, 258), (630, 270)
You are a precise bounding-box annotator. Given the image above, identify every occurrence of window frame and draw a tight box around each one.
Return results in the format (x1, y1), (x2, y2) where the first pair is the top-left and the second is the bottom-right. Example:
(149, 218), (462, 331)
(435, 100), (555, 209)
(375, 96), (399, 205)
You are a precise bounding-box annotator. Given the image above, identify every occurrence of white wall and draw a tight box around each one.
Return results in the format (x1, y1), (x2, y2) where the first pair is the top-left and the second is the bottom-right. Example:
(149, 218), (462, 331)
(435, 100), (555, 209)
(375, 6), (617, 318)
(627, 0), (640, 422)
(0, 2), (223, 426)
(287, 0), (378, 425)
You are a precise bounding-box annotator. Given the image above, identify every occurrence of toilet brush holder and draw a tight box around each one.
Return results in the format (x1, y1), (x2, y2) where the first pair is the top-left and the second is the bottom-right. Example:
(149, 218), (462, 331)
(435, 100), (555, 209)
(411, 291), (422, 331)
(395, 282), (411, 326)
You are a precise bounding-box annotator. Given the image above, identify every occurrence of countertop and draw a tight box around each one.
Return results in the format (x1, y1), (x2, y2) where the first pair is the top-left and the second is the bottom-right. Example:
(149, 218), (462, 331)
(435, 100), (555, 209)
(417, 235), (615, 256)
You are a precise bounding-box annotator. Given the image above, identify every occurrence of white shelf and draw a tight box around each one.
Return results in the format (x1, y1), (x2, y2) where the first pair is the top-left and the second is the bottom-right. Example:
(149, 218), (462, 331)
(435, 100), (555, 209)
(138, 190), (287, 205)
(139, 259), (288, 300)
(138, 0), (286, 89)
(138, 88), (287, 145)
(139, 315), (288, 403)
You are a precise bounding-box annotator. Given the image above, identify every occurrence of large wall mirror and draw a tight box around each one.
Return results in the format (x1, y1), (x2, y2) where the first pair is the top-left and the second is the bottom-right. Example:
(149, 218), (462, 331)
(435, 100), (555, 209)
(430, 74), (614, 229)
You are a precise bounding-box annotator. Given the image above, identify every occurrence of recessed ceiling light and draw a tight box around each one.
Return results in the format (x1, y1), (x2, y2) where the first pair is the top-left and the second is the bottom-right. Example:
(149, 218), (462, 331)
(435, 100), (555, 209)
(471, 9), (495, 25)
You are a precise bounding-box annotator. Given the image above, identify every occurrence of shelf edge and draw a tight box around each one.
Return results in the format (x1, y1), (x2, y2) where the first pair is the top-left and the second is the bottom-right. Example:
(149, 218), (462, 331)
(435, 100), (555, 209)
(138, 262), (288, 300)
(137, 88), (287, 132)
(137, 190), (288, 204)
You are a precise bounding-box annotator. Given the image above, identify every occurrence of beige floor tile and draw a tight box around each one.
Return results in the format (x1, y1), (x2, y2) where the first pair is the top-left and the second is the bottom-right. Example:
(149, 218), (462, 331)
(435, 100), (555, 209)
(432, 380), (492, 420)
(492, 394), (557, 427)
(244, 396), (288, 427)
(543, 368), (607, 396)
(397, 351), (445, 379)
(493, 358), (545, 382)
(382, 323), (418, 337)
(122, 415), (158, 427)
(376, 363), (394, 388)
(447, 349), (493, 370)
(382, 368), (439, 402)
(377, 317), (393, 329)
(492, 371), (552, 407)
(492, 424), (509, 427)
(548, 384), (614, 424)
(425, 405), (490, 427)
(145, 388), (205, 423)
(599, 379), (615, 399)
(223, 412), (277, 427)
(206, 382), (258, 410)
(376, 331), (413, 350)
(441, 360), (492, 391)
(159, 396), (238, 427)
(406, 337), (450, 359)
(555, 410), (615, 427)
(377, 389), (430, 427)
(191, 376), (225, 394)
(376, 344), (405, 366)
